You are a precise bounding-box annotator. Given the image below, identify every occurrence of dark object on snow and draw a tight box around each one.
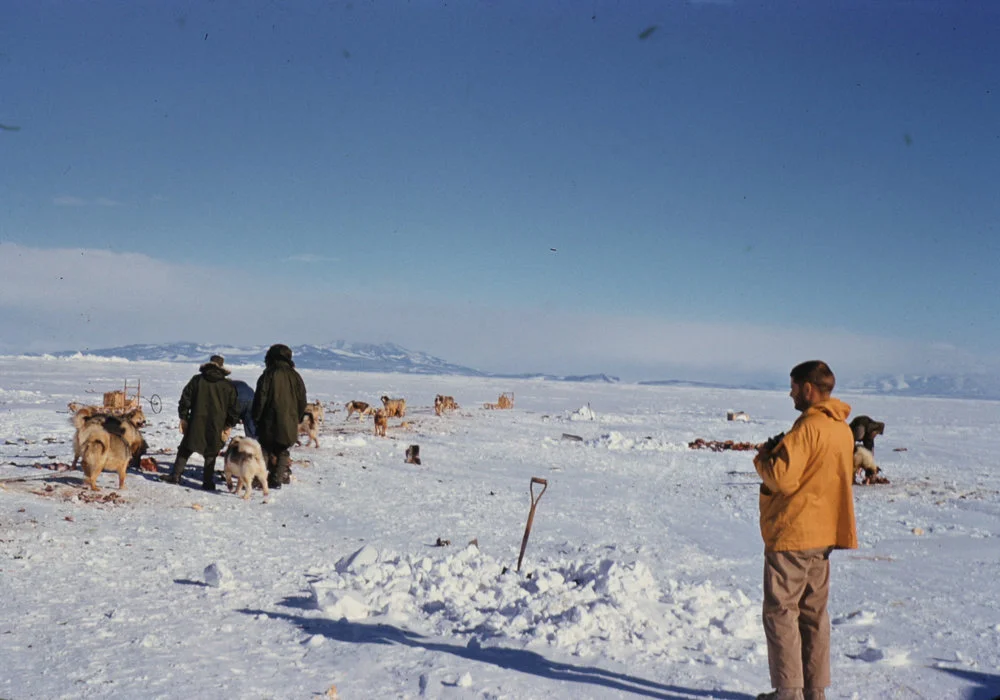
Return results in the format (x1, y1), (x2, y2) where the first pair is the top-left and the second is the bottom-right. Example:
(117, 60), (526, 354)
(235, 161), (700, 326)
(434, 537), (450, 547)
(561, 433), (583, 442)
(689, 438), (762, 452)
(405, 445), (421, 465)
(850, 415), (885, 453)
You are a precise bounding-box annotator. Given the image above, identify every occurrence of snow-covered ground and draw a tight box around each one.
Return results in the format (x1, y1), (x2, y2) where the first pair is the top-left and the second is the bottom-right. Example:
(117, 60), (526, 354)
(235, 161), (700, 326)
(1, 355), (998, 700)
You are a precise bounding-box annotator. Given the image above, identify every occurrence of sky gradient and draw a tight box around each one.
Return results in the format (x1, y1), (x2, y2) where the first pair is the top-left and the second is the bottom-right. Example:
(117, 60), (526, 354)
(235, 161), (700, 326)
(2, 1), (998, 382)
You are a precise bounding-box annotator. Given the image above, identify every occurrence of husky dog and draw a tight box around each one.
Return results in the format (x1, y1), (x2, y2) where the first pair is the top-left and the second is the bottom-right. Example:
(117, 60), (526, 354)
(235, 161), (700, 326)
(223, 436), (269, 500)
(305, 400), (325, 424)
(434, 395), (458, 416)
(76, 409), (146, 491)
(345, 400), (374, 419)
(297, 401), (324, 448)
(69, 402), (147, 469)
(380, 396), (406, 418)
(373, 408), (388, 437)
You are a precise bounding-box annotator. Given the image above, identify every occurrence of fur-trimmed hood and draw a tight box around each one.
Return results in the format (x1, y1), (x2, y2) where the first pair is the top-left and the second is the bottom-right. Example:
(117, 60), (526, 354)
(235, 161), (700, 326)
(198, 363), (231, 380)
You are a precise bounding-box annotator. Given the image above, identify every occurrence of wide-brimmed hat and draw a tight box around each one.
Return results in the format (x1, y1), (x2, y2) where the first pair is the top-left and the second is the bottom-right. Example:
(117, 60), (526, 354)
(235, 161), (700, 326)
(205, 354), (231, 375)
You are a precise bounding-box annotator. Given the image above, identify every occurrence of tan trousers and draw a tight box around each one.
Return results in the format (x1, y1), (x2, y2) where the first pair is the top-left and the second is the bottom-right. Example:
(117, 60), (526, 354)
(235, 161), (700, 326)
(763, 547), (833, 691)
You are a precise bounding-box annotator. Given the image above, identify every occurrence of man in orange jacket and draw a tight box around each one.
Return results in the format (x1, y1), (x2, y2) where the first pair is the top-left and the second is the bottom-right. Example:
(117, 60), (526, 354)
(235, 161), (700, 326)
(753, 360), (857, 700)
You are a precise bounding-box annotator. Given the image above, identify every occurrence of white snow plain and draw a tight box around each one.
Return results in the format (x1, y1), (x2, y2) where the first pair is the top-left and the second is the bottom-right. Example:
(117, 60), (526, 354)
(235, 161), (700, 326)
(0, 355), (998, 700)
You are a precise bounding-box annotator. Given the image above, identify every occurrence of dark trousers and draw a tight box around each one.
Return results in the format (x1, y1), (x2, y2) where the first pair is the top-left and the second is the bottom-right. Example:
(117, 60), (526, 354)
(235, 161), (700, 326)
(240, 407), (257, 439)
(260, 443), (291, 486)
(170, 445), (218, 487)
(763, 547), (833, 691)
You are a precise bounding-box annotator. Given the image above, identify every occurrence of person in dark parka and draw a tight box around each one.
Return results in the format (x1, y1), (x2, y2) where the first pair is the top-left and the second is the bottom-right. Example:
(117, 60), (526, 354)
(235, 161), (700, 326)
(252, 344), (307, 488)
(163, 355), (240, 490)
(229, 378), (257, 439)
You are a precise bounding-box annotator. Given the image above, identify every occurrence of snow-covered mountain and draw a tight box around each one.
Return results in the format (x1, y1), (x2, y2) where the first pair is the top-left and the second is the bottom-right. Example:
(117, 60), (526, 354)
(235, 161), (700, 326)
(845, 373), (1000, 401)
(640, 374), (1000, 401)
(38, 342), (620, 383)
(28, 343), (1000, 398)
(45, 341), (485, 375)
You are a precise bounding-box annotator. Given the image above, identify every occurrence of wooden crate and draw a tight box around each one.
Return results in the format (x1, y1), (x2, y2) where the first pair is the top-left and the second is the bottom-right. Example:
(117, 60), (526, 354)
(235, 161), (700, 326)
(103, 391), (127, 409)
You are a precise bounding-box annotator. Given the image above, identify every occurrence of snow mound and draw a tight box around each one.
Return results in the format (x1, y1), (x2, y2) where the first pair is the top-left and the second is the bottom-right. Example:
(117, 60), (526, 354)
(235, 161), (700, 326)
(585, 431), (686, 452)
(204, 562), (234, 589)
(335, 435), (368, 447)
(569, 405), (597, 421)
(312, 546), (759, 660)
(40, 352), (131, 363)
(0, 389), (47, 405)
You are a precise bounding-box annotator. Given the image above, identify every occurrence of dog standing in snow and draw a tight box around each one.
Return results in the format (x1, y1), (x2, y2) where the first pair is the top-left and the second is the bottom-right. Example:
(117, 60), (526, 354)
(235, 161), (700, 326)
(345, 400), (374, 420)
(373, 408), (388, 437)
(223, 436), (269, 500)
(75, 409), (147, 491)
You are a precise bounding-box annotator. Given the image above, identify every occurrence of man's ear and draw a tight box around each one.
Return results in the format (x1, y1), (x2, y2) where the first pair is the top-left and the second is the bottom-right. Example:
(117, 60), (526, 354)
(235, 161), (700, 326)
(802, 381), (819, 402)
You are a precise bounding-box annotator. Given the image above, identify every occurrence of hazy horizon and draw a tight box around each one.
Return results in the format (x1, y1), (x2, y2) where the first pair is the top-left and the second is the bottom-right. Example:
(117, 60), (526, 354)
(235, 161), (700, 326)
(3, 2), (998, 384)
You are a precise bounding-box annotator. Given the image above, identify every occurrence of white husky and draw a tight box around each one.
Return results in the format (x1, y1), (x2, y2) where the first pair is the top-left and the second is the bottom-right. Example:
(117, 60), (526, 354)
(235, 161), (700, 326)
(223, 436), (269, 500)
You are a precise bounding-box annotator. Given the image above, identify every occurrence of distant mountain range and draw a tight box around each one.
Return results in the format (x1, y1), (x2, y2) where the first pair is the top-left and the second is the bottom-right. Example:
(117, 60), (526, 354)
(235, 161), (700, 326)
(24, 342), (1000, 399)
(846, 373), (1000, 401)
(638, 378), (783, 391)
(40, 342), (621, 384)
(641, 374), (1000, 400)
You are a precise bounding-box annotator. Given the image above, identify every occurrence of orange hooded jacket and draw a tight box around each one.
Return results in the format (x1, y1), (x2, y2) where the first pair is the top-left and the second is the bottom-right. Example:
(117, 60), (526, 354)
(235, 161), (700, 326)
(753, 397), (858, 552)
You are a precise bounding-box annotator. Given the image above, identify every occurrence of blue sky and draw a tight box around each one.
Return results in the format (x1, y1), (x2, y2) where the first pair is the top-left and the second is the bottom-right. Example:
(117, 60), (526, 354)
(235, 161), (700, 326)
(1, 0), (998, 382)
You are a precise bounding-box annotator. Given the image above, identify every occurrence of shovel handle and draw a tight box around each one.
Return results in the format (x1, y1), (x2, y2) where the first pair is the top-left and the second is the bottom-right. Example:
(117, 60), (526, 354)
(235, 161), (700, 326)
(529, 477), (548, 505)
(517, 477), (549, 572)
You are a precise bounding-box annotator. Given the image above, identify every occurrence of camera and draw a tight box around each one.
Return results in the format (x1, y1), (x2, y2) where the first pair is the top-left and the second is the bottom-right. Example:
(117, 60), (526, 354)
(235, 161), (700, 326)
(761, 432), (785, 453)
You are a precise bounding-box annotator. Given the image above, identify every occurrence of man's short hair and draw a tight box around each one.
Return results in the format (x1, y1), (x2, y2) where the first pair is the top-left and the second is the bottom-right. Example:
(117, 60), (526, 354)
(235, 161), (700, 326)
(790, 360), (835, 393)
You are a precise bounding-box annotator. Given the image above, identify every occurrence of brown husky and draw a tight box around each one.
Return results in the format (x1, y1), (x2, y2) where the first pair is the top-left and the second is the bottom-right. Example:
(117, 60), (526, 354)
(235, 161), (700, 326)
(345, 400), (374, 419)
(77, 409), (146, 491)
(297, 401), (324, 448)
(69, 402), (147, 469)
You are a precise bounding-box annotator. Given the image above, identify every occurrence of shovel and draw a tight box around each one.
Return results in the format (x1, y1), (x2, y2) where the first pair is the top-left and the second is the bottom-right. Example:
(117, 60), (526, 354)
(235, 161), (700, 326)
(516, 477), (548, 573)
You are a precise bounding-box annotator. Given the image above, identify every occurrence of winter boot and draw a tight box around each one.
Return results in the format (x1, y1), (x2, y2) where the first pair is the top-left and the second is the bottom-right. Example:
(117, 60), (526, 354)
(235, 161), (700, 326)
(162, 454), (188, 484)
(277, 451), (292, 485)
(756, 690), (804, 700)
(266, 451), (282, 490)
(201, 458), (217, 491)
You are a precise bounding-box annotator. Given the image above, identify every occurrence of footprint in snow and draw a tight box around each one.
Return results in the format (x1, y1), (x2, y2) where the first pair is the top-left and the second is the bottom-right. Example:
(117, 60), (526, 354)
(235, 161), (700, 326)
(832, 610), (877, 626)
